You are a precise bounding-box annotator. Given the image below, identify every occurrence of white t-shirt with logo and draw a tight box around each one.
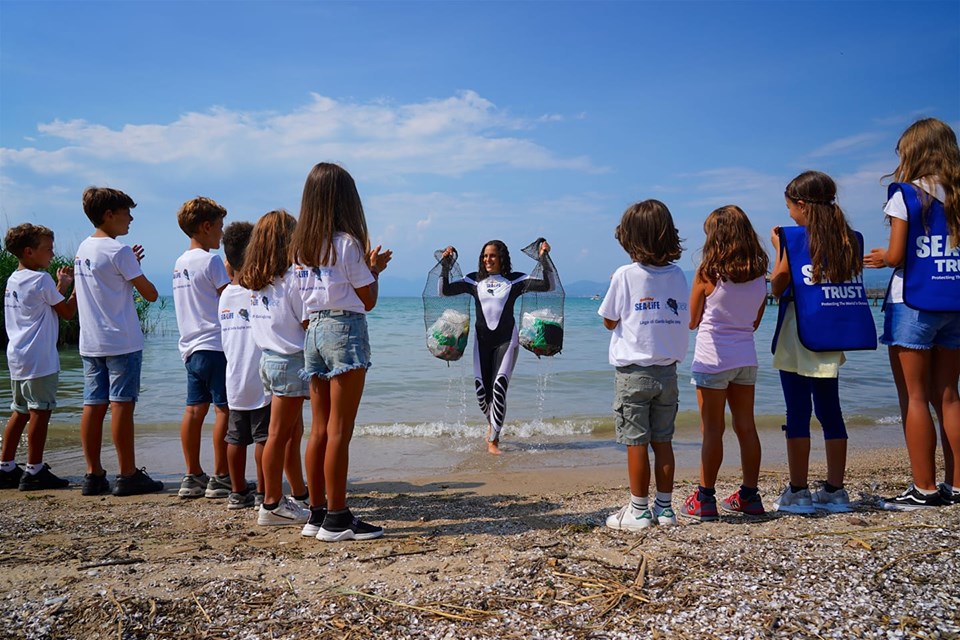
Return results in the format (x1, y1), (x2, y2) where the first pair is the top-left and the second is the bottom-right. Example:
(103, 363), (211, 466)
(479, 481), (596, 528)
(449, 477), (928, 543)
(884, 179), (947, 304)
(249, 268), (306, 355)
(296, 232), (375, 316)
(4, 269), (65, 380)
(219, 284), (270, 411)
(74, 236), (145, 357)
(598, 262), (690, 367)
(173, 249), (230, 361)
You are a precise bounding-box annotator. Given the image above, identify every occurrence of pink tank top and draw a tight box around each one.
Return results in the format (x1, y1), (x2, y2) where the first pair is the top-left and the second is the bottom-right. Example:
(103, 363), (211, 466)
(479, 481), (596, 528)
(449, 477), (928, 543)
(691, 276), (767, 374)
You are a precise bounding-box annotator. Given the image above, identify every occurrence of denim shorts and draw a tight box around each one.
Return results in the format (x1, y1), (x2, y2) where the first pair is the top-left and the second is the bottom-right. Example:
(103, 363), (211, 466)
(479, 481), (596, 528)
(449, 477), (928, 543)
(10, 372), (58, 413)
(613, 363), (679, 446)
(185, 350), (228, 407)
(303, 310), (372, 380)
(691, 366), (758, 389)
(82, 351), (143, 404)
(880, 303), (960, 350)
(226, 403), (271, 446)
(260, 350), (309, 398)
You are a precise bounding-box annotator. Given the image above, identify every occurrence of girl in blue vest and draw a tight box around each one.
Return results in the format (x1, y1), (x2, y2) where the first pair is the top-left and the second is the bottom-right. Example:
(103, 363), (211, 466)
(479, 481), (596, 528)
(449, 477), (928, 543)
(864, 118), (960, 510)
(770, 171), (871, 514)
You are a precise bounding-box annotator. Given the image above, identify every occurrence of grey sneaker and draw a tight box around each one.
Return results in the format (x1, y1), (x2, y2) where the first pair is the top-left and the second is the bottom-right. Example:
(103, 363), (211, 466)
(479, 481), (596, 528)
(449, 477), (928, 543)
(178, 473), (210, 499)
(257, 496), (310, 526)
(812, 485), (852, 512)
(772, 486), (815, 514)
(227, 490), (256, 510)
(254, 492), (264, 508)
(205, 474), (233, 499)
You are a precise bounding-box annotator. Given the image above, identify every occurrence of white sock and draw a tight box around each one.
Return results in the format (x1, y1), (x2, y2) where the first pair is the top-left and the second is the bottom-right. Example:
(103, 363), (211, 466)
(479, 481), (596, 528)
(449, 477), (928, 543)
(654, 491), (673, 512)
(25, 462), (43, 476)
(0, 460), (16, 472)
(630, 494), (648, 512)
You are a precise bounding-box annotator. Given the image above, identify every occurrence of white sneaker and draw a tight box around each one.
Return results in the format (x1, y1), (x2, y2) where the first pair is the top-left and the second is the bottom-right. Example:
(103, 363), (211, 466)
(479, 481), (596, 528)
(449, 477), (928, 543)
(257, 496), (310, 526)
(605, 504), (655, 531)
(812, 486), (852, 512)
(772, 486), (815, 514)
(654, 505), (677, 526)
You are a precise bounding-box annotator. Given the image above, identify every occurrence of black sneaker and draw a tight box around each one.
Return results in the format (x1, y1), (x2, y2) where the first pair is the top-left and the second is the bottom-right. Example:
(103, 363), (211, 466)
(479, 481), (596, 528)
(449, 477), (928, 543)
(300, 506), (328, 537)
(82, 471), (111, 496)
(881, 486), (946, 511)
(113, 468), (164, 497)
(0, 465), (24, 489)
(939, 483), (960, 506)
(18, 464), (69, 491)
(317, 509), (384, 542)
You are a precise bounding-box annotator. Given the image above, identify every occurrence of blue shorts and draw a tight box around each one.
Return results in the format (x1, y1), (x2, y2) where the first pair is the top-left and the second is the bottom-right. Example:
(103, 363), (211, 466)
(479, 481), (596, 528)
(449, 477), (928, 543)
(260, 350), (309, 398)
(82, 351), (143, 404)
(880, 303), (960, 350)
(10, 372), (58, 413)
(303, 310), (372, 380)
(613, 363), (678, 446)
(691, 366), (758, 389)
(185, 350), (228, 407)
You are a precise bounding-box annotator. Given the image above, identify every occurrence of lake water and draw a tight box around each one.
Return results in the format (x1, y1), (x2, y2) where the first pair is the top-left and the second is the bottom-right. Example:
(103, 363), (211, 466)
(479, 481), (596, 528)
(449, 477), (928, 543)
(0, 297), (908, 483)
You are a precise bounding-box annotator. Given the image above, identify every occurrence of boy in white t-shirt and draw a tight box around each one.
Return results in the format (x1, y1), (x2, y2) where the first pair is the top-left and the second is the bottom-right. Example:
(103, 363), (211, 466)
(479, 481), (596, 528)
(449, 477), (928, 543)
(74, 187), (163, 497)
(0, 224), (77, 490)
(172, 197), (233, 500)
(598, 200), (689, 532)
(219, 221), (269, 509)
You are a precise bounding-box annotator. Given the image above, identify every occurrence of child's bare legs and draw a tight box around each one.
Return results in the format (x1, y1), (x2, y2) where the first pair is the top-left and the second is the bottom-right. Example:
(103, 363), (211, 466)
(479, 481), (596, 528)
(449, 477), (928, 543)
(24, 410), (53, 465)
(931, 346), (960, 487)
(284, 414), (307, 497)
(727, 383), (761, 488)
(254, 443), (265, 494)
(180, 403), (210, 476)
(324, 368), (366, 511)
(213, 405), (229, 477)
(696, 387), (726, 488)
(893, 346), (938, 490)
(111, 400), (137, 476)
(81, 403), (109, 475)
(651, 441), (674, 494)
(626, 444), (650, 498)
(261, 395), (303, 504)
(824, 439), (847, 488)
(786, 437), (811, 488)
(227, 443), (247, 493)
(2, 412), (29, 463)
(305, 377), (330, 509)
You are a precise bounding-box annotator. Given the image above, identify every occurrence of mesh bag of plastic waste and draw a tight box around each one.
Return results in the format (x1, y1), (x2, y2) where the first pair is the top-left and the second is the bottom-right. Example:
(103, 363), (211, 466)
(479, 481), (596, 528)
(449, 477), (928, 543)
(518, 237), (564, 357)
(423, 248), (471, 361)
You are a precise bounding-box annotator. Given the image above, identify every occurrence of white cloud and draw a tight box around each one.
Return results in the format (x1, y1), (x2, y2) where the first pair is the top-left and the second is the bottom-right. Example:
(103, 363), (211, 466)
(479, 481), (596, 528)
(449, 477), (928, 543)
(806, 132), (884, 158)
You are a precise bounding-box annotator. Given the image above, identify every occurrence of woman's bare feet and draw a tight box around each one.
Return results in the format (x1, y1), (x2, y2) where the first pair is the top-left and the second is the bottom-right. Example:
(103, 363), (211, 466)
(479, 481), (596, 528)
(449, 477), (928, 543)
(486, 425), (503, 455)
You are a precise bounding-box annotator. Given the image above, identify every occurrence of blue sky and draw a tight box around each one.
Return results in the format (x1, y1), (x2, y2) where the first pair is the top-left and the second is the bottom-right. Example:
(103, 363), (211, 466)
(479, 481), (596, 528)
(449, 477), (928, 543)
(1, 0), (958, 294)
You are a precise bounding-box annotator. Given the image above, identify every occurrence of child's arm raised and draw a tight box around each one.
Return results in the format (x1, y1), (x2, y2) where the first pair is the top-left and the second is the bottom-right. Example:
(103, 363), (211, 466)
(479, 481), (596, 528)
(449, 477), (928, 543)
(353, 245), (393, 312)
(52, 266), (77, 320)
(688, 274), (707, 330)
(865, 218), (907, 269)
(768, 227), (791, 298)
(128, 243), (158, 302)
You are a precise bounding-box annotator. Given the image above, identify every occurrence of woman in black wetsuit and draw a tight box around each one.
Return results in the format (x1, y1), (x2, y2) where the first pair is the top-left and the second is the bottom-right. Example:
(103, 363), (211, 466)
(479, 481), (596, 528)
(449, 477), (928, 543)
(440, 239), (554, 454)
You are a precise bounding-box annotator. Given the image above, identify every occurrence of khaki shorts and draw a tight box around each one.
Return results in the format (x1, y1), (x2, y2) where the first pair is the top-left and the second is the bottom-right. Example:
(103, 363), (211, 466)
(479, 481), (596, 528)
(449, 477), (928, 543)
(614, 363), (678, 446)
(11, 372), (58, 413)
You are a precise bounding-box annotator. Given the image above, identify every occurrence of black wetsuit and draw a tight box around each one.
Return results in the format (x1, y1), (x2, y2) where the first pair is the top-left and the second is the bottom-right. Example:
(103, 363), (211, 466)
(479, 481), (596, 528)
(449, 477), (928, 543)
(442, 263), (554, 440)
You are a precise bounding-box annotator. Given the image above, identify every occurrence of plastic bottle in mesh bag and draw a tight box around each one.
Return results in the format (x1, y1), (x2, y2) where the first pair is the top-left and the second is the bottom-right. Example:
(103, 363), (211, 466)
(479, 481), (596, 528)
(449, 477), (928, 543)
(518, 237), (564, 357)
(422, 248), (471, 361)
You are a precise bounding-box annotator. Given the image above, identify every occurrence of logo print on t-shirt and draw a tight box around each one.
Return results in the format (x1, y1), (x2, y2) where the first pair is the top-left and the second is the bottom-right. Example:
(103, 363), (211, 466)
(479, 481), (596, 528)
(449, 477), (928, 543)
(238, 308), (250, 322)
(11, 291), (17, 302)
(84, 258), (91, 269)
(261, 296), (271, 309)
(666, 298), (678, 316)
(183, 268), (191, 281)
(312, 267), (323, 281)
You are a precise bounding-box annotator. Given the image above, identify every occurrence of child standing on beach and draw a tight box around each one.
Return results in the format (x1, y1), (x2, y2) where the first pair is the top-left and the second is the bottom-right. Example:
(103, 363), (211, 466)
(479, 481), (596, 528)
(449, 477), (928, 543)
(600, 200), (689, 531)
(864, 118), (960, 510)
(172, 197), (233, 500)
(291, 162), (391, 541)
(239, 210), (311, 526)
(770, 171), (875, 514)
(681, 206), (769, 521)
(0, 224), (77, 490)
(74, 187), (163, 496)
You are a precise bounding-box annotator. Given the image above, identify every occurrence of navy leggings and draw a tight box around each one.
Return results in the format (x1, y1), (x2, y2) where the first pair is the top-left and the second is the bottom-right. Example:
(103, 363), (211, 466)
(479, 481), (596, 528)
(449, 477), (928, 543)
(779, 370), (848, 440)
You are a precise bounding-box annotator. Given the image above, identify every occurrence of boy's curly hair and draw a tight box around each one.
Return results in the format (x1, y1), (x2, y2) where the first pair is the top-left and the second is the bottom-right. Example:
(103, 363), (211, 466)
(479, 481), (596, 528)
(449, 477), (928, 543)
(615, 199), (683, 266)
(4, 223), (54, 259)
(177, 196), (227, 237)
(82, 187), (136, 227)
(222, 221), (254, 271)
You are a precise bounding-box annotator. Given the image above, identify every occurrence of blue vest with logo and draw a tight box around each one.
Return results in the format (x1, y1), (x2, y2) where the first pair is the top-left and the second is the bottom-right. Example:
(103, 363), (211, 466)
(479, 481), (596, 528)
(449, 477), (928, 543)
(889, 182), (960, 312)
(771, 226), (877, 353)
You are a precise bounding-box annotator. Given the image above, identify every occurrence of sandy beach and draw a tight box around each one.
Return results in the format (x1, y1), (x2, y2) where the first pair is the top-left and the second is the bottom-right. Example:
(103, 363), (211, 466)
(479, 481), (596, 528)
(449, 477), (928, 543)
(2, 446), (958, 639)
